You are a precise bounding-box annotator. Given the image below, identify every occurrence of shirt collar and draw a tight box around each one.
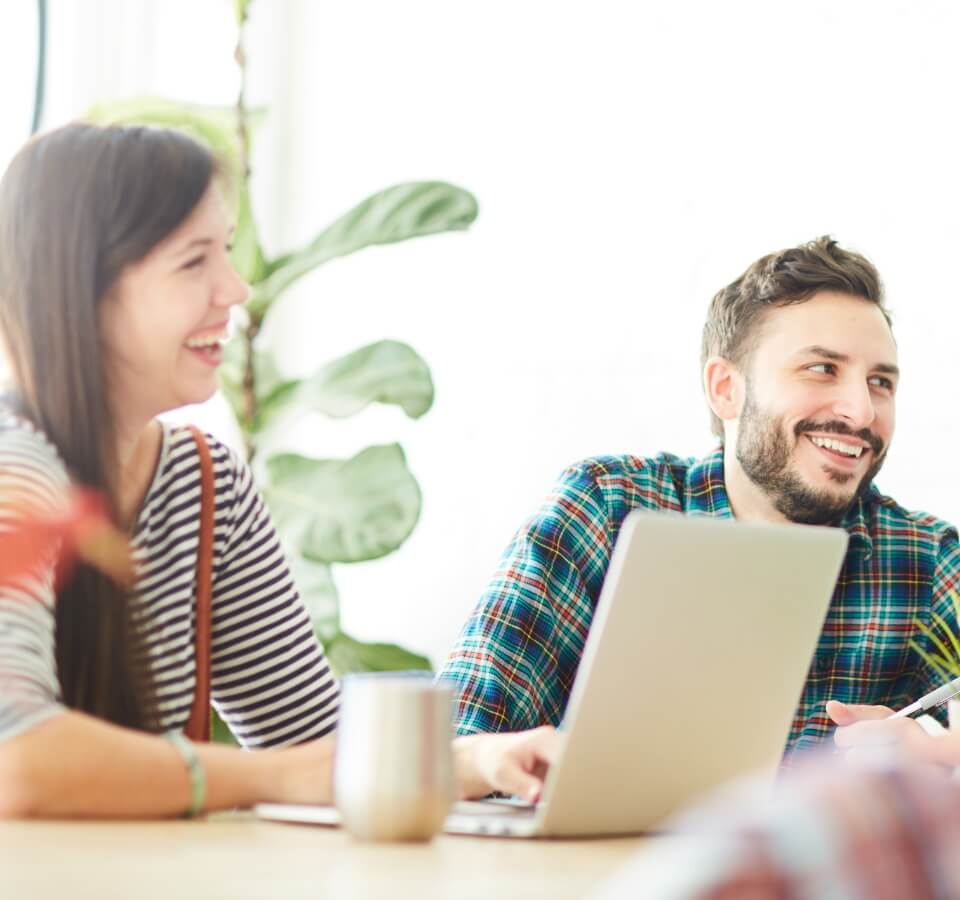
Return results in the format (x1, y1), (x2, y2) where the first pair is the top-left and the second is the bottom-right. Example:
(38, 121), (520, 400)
(684, 449), (734, 519)
(686, 447), (875, 559)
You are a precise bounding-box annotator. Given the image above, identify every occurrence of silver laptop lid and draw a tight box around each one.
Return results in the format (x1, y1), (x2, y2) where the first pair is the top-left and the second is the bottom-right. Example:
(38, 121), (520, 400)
(536, 511), (847, 836)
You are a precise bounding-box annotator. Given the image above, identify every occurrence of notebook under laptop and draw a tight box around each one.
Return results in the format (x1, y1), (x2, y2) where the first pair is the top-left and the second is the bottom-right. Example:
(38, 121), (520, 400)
(256, 511), (848, 837)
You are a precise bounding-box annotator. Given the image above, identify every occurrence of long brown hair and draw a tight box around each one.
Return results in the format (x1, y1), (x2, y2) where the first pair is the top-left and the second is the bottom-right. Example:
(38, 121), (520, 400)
(0, 123), (215, 728)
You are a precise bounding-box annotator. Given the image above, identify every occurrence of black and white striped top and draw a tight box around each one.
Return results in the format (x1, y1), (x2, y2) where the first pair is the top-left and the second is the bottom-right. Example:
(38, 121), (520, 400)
(0, 412), (339, 747)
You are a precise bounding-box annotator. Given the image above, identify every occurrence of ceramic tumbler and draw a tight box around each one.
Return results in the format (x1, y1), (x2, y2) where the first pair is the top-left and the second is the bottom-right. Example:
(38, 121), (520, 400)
(333, 672), (455, 841)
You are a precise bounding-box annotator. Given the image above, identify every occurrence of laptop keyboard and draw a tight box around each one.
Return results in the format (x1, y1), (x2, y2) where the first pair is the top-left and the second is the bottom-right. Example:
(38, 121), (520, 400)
(452, 799), (537, 817)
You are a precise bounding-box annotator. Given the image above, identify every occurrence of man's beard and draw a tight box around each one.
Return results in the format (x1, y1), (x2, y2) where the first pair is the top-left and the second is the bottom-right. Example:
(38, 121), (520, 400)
(735, 389), (887, 525)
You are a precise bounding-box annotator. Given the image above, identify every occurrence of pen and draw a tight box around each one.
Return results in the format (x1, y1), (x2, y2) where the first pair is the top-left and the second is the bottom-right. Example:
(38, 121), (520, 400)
(890, 673), (960, 718)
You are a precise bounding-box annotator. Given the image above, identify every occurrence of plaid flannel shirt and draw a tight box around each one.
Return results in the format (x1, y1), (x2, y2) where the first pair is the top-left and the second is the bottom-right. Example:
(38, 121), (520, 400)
(440, 449), (960, 755)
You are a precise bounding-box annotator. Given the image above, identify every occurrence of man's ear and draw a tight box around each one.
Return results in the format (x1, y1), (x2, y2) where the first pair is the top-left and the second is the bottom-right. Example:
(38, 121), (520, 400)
(703, 356), (743, 424)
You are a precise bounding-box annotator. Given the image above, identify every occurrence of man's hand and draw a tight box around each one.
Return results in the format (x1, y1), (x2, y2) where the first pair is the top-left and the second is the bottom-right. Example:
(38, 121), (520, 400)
(452, 726), (563, 802)
(826, 700), (894, 727)
(826, 700), (928, 761)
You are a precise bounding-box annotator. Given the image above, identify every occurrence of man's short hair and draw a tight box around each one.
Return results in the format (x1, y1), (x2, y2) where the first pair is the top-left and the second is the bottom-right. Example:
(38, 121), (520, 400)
(700, 236), (890, 439)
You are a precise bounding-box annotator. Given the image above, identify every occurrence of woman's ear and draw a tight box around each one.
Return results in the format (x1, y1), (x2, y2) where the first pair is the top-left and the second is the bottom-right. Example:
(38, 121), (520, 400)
(703, 356), (743, 424)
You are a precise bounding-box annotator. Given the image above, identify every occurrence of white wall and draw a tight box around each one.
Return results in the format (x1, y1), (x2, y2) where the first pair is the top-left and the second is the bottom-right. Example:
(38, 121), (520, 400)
(3, 1), (959, 668)
(258, 0), (960, 667)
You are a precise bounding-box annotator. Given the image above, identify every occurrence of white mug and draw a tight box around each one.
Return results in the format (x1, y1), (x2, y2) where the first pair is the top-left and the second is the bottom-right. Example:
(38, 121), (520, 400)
(333, 672), (455, 841)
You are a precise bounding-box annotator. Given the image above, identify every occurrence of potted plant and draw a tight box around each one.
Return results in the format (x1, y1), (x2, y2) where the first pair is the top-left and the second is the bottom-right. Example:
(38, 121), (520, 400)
(88, 0), (478, 694)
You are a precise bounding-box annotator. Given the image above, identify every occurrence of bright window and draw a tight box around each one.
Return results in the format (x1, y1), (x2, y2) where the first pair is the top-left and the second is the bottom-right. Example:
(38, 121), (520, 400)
(0, 1), (39, 171)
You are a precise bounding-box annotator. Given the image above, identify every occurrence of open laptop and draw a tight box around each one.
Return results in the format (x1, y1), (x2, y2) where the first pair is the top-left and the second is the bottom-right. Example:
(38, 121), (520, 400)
(256, 511), (848, 837)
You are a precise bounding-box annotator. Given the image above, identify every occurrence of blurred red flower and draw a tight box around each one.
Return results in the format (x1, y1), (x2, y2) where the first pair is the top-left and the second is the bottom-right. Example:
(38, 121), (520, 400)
(0, 488), (134, 590)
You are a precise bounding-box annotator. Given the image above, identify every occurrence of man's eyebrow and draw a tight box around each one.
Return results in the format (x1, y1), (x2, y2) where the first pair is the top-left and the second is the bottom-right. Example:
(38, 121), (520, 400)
(797, 345), (900, 377)
(873, 362), (900, 376)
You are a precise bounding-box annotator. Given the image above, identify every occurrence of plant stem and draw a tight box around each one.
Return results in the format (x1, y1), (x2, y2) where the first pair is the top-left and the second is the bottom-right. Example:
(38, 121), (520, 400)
(234, 4), (251, 185)
(234, 2), (255, 461)
(241, 320), (260, 461)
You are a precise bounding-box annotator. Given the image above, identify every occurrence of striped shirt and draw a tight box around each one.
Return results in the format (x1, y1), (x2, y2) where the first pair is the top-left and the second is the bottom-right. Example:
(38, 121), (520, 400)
(0, 412), (339, 747)
(440, 450), (960, 756)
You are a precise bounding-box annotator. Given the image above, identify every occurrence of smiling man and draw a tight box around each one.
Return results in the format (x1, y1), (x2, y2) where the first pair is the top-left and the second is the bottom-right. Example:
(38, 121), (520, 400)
(441, 236), (960, 757)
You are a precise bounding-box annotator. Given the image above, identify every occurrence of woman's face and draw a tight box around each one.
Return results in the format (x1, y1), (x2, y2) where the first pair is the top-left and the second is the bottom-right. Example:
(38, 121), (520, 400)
(100, 184), (249, 424)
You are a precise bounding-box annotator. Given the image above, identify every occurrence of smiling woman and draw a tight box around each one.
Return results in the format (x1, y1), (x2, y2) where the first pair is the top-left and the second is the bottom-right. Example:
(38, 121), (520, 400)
(0, 122), (338, 746)
(0, 122), (560, 819)
(99, 185), (248, 446)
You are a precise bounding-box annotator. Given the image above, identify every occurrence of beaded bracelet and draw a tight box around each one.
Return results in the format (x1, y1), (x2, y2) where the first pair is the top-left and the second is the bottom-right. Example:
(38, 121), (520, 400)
(165, 730), (206, 818)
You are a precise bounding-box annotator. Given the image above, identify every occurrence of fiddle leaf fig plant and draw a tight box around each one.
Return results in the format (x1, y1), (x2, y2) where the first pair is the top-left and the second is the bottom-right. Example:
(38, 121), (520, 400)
(87, 0), (478, 697)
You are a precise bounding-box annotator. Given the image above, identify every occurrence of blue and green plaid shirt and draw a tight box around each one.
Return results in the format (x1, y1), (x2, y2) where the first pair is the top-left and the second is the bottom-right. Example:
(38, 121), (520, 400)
(440, 449), (960, 755)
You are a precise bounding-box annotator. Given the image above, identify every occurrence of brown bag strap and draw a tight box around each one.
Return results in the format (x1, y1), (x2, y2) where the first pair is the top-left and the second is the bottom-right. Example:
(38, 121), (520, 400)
(185, 425), (214, 743)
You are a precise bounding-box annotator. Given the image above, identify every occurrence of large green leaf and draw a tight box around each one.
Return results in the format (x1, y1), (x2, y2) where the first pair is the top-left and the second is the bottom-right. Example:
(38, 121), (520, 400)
(324, 629), (432, 678)
(288, 552), (340, 642)
(249, 181), (478, 317)
(265, 444), (421, 564)
(300, 340), (433, 420)
(260, 340), (433, 427)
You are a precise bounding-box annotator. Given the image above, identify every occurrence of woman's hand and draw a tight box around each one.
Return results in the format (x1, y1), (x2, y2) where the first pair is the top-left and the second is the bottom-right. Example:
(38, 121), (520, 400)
(264, 726), (564, 808)
(452, 726), (563, 802)
(258, 736), (337, 806)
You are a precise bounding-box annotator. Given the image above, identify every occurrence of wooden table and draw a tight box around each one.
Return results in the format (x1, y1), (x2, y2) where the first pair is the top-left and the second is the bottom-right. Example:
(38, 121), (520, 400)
(0, 812), (647, 899)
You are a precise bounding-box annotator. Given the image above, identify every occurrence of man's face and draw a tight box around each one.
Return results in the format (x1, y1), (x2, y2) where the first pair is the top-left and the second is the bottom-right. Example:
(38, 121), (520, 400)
(731, 291), (898, 525)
